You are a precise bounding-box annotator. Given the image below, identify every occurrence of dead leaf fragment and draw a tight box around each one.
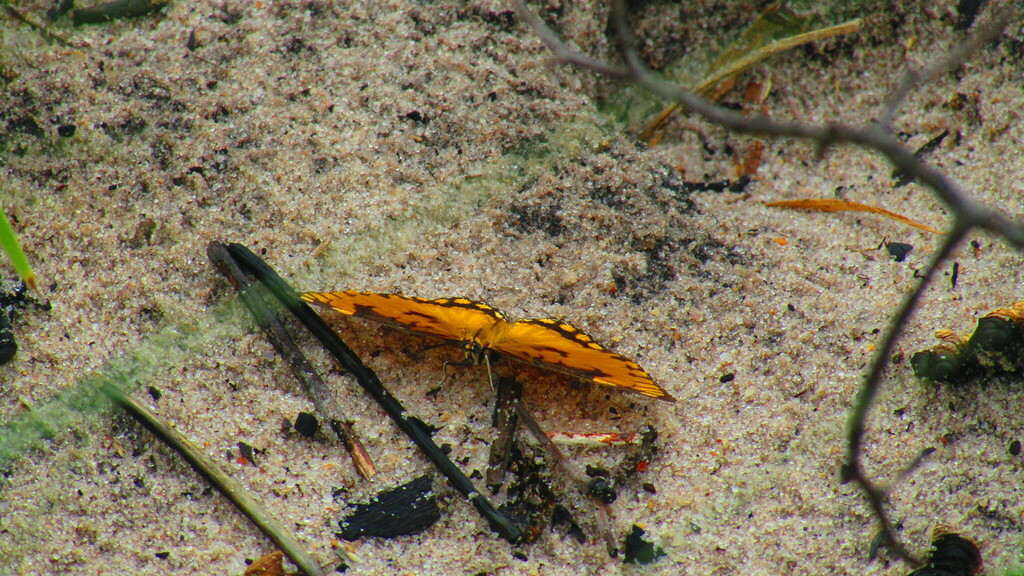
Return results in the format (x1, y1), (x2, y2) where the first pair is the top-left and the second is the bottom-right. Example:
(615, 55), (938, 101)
(765, 198), (942, 234)
(245, 550), (285, 576)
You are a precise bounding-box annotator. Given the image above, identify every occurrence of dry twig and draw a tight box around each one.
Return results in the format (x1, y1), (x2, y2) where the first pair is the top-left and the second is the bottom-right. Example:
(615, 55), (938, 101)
(208, 242), (376, 479)
(100, 383), (324, 576)
(514, 0), (1024, 567)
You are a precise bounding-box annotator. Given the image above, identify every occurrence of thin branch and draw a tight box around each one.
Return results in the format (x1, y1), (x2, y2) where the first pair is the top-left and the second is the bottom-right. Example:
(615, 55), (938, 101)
(513, 0), (631, 80)
(844, 224), (969, 465)
(514, 0), (1024, 568)
(879, 7), (1015, 129)
(101, 382), (325, 576)
(842, 223), (969, 565)
(207, 242), (376, 479)
(486, 376), (522, 488)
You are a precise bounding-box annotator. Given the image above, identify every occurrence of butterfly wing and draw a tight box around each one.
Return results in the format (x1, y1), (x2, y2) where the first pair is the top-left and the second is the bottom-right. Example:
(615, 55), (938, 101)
(491, 318), (675, 401)
(301, 291), (504, 343)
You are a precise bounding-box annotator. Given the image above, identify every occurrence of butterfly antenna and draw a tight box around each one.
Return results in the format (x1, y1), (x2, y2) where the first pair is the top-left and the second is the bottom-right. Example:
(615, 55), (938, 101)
(439, 361), (451, 388)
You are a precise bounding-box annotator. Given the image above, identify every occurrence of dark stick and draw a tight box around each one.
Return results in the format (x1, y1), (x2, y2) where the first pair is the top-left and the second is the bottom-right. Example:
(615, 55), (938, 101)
(207, 242), (376, 479)
(486, 376), (523, 489)
(223, 243), (522, 543)
(72, 0), (169, 25)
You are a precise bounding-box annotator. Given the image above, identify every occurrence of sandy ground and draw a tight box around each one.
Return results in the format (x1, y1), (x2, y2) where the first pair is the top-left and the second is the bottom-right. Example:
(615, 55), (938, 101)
(2, 0), (1023, 574)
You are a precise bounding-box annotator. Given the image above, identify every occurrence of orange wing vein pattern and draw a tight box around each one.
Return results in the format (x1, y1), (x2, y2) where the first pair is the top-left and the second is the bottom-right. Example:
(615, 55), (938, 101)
(301, 290), (675, 401)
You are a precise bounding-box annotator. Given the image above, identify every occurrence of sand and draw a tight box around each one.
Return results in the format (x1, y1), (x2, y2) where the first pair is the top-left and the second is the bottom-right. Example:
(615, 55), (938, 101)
(2, 0), (1023, 574)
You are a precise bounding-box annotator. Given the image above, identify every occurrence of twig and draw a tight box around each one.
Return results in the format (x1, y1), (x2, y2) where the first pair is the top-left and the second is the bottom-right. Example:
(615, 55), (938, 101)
(100, 382), (324, 576)
(879, 9), (1011, 129)
(207, 242), (376, 479)
(841, 224), (969, 563)
(514, 0), (1024, 567)
(486, 375), (523, 489)
(222, 243), (522, 543)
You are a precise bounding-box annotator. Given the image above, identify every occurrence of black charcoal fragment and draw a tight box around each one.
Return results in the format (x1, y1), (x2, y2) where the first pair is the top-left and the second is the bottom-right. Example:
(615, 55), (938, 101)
(338, 475), (440, 540)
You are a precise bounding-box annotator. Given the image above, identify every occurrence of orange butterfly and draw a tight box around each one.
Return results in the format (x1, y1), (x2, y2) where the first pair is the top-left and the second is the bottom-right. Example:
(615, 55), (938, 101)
(301, 291), (675, 402)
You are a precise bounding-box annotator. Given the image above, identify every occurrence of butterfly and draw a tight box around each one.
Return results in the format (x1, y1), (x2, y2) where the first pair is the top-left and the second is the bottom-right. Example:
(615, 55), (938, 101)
(300, 291), (675, 402)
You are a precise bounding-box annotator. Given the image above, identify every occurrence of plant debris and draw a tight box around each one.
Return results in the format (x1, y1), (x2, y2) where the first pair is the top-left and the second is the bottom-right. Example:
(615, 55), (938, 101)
(766, 198), (942, 234)
(894, 131), (950, 187)
(887, 242), (914, 263)
(643, 6), (861, 144)
(72, 0), (170, 26)
(245, 550), (286, 576)
(623, 524), (665, 565)
(238, 442), (259, 467)
(338, 475), (440, 540)
(912, 301), (1024, 383)
(293, 412), (319, 439)
(0, 280), (50, 366)
(673, 175), (752, 195)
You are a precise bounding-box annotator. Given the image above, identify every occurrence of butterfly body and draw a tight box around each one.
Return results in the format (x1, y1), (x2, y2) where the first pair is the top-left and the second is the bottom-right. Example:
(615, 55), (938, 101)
(301, 290), (675, 402)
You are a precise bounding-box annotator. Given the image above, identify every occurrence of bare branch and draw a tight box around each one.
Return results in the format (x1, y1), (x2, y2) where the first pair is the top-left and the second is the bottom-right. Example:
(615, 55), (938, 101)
(514, 0), (1024, 246)
(879, 5), (1019, 129)
(842, 223), (969, 566)
(513, 0), (631, 80)
(514, 0), (1024, 568)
